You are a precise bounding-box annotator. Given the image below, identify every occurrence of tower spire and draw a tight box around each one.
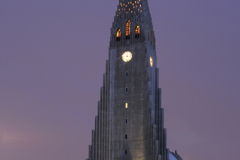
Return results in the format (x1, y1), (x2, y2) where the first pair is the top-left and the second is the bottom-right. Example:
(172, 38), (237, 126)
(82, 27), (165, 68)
(110, 0), (155, 49)
(86, 0), (170, 159)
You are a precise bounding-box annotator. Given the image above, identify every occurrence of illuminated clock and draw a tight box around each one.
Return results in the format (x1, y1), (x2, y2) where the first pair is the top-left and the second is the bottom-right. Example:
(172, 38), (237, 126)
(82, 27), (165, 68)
(150, 56), (153, 67)
(122, 51), (132, 62)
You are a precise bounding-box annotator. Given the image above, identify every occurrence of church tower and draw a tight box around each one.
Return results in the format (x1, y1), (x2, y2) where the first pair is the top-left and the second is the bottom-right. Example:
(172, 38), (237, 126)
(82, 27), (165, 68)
(86, 0), (169, 159)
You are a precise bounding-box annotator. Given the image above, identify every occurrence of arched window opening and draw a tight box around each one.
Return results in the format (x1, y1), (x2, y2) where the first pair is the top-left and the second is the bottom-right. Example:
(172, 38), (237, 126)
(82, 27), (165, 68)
(116, 28), (121, 41)
(126, 20), (131, 39)
(135, 25), (140, 38)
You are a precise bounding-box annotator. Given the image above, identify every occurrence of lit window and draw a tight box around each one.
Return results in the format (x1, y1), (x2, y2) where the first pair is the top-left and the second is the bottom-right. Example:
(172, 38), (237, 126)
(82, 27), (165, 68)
(135, 25), (140, 38)
(125, 103), (128, 108)
(126, 20), (131, 39)
(116, 28), (121, 41)
(150, 57), (153, 67)
(125, 134), (127, 139)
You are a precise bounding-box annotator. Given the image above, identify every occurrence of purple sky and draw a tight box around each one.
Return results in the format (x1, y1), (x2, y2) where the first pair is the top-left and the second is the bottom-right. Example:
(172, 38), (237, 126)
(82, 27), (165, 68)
(0, 0), (240, 160)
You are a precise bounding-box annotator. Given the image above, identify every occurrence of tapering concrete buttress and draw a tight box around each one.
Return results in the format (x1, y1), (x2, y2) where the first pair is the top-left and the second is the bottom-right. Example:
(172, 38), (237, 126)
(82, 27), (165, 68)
(86, 0), (169, 159)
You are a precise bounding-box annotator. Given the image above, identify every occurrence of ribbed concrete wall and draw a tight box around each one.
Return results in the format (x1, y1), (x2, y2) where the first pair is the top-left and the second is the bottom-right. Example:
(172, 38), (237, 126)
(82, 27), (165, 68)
(86, 0), (169, 159)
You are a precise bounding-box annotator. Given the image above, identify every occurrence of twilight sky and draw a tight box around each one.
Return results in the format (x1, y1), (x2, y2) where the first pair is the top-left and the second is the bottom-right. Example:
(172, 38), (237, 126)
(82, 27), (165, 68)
(0, 0), (240, 160)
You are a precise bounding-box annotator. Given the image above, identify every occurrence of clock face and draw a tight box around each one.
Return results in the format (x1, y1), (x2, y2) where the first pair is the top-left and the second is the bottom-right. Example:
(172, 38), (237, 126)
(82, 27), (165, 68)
(150, 57), (153, 67)
(122, 51), (132, 62)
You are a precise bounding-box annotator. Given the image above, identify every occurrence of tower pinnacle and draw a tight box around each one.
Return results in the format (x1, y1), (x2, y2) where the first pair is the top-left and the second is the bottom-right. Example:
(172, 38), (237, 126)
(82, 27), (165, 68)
(110, 0), (155, 49)
(86, 0), (170, 159)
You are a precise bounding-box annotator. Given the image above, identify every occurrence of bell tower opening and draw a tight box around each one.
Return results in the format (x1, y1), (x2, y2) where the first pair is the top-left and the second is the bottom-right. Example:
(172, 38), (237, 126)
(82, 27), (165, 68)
(135, 25), (140, 38)
(116, 28), (121, 41)
(126, 20), (131, 39)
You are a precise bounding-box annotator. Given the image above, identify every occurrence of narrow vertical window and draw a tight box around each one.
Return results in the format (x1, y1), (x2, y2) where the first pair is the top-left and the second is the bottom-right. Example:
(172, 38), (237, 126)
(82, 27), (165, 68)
(125, 150), (127, 154)
(126, 20), (131, 39)
(125, 103), (128, 108)
(135, 25), (140, 38)
(125, 134), (128, 139)
(125, 118), (128, 123)
(150, 57), (153, 67)
(125, 87), (128, 93)
(116, 28), (121, 41)
(126, 71), (128, 77)
(148, 30), (150, 40)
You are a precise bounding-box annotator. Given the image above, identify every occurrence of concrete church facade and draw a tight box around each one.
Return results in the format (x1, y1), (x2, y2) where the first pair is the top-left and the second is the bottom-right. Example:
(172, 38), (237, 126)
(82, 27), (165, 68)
(86, 0), (182, 160)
